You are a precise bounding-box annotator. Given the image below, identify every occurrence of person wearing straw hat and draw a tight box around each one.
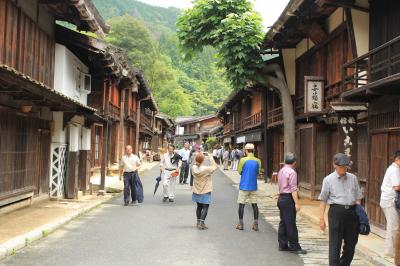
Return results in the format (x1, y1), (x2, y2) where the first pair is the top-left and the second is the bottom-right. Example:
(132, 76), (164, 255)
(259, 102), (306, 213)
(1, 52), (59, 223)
(235, 143), (261, 231)
(319, 153), (363, 266)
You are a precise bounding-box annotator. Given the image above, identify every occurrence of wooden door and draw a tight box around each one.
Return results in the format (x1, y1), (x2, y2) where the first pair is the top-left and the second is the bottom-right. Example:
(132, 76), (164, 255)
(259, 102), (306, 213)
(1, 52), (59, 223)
(368, 133), (388, 228)
(37, 130), (51, 195)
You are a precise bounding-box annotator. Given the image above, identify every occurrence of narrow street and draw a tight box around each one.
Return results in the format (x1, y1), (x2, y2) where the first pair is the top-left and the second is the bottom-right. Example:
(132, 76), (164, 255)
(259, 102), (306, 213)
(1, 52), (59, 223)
(1, 165), (303, 266)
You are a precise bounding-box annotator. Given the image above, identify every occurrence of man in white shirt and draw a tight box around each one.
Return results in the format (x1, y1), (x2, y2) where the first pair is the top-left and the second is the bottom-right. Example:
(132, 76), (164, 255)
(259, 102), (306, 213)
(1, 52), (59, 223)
(119, 145), (142, 206)
(160, 144), (181, 202)
(179, 142), (191, 184)
(380, 150), (400, 257)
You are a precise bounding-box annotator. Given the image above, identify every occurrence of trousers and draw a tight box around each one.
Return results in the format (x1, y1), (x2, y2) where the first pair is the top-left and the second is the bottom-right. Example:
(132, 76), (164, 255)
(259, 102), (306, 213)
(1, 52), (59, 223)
(179, 161), (189, 183)
(328, 205), (359, 266)
(277, 194), (301, 250)
(123, 171), (138, 204)
(163, 170), (176, 199)
(382, 205), (400, 256)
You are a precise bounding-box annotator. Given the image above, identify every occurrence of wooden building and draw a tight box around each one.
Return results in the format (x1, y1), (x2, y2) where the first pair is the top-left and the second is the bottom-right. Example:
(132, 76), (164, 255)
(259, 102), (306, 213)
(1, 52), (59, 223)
(0, 0), (108, 205)
(174, 115), (222, 147)
(262, 0), (400, 233)
(152, 113), (175, 152)
(218, 88), (267, 174)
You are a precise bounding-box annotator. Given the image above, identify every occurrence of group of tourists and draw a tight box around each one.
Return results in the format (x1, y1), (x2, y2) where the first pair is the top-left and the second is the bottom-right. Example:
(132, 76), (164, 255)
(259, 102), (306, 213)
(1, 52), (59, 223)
(212, 145), (244, 171)
(119, 141), (400, 264)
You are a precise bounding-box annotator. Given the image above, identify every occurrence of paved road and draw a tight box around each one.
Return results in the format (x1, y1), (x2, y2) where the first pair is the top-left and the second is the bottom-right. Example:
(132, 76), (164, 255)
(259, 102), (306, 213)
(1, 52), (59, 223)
(1, 164), (303, 266)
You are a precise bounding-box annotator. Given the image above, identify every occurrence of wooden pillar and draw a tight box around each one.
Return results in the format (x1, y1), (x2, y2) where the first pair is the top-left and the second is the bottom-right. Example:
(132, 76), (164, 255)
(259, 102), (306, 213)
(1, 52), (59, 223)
(66, 124), (79, 199)
(78, 127), (91, 194)
(135, 100), (141, 155)
(120, 88), (126, 159)
(262, 90), (270, 181)
(100, 80), (110, 193)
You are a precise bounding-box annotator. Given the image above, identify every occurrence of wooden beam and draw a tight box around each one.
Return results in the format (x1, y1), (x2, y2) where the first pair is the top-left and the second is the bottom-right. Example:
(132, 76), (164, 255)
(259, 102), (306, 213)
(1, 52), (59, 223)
(345, 8), (358, 58)
(307, 22), (328, 46)
(316, 0), (369, 13)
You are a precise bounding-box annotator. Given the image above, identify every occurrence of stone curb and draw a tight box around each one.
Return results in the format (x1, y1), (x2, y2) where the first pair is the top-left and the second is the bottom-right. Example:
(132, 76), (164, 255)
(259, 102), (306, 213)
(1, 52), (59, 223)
(0, 193), (120, 261)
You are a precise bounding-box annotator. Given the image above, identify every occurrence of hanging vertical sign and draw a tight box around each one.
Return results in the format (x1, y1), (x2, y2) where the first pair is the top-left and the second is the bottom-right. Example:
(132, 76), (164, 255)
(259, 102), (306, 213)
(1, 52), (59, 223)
(304, 76), (324, 113)
(337, 113), (358, 171)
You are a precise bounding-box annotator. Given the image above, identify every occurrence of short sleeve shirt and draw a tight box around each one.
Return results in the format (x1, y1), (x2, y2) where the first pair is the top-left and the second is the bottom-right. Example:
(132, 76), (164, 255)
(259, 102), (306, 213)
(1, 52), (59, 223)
(120, 154), (141, 172)
(278, 165), (298, 194)
(380, 163), (400, 208)
(318, 171), (363, 205)
(238, 153), (261, 191)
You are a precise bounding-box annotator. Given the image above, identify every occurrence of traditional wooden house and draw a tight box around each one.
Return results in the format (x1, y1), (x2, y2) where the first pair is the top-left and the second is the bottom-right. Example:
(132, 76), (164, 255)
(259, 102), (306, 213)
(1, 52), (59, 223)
(174, 115), (222, 147)
(152, 113), (175, 152)
(263, 0), (399, 233)
(0, 0), (108, 205)
(218, 88), (267, 173)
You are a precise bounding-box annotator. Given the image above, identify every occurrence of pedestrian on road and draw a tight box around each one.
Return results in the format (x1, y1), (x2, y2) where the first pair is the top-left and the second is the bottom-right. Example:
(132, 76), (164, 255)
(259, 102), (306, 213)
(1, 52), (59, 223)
(191, 153), (218, 230)
(119, 145), (143, 206)
(212, 146), (219, 165)
(223, 147), (230, 170)
(380, 150), (400, 258)
(231, 146), (241, 171)
(160, 144), (181, 202)
(179, 142), (191, 184)
(319, 153), (363, 266)
(235, 143), (261, 231)
(277, 153), (307, 254)
(189, 144), (201, 187)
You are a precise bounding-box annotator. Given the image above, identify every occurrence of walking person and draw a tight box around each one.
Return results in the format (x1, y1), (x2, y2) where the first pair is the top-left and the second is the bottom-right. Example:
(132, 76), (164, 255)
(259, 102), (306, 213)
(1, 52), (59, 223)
(179, 142), (191, 184)
(189, 144), (201, 187)
(160, 144), (181, 203)
(223, 147), (230, 170)
(119, 145), (143, 206)
(191, 153), (218, 230)
(319, 153), (363, 266)
(235, 143), (261, 231)
(212, 146), (219, 165)
(277, 153), (307, 254)
(380, 151), (400, 258)
(232, 146), (241, 171)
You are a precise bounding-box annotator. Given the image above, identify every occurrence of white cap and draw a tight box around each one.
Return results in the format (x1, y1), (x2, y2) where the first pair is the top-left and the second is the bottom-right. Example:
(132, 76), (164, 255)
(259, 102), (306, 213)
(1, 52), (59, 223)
(244, 143), (254, 150)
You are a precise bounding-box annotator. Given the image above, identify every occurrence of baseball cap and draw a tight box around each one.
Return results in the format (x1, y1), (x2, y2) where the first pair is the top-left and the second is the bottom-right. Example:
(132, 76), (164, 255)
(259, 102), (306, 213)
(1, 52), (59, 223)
(244, 143), (254, 150)
(333, 153), (351, 167)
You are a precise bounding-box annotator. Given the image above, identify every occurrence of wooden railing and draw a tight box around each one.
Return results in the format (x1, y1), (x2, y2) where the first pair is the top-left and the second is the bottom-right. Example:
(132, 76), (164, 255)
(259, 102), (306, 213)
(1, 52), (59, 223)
(223, 122), (233, 134)
(267, 106), (283, 127)
(140, 113), (152, 129)
(108, 103), (120, 120)
(343, 35), (400, 91)
(241, 112), (262, 130)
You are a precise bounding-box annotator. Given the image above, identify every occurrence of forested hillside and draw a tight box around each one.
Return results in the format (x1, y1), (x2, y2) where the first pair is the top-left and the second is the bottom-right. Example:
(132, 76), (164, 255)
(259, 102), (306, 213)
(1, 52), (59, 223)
(93, 0), (232, 117)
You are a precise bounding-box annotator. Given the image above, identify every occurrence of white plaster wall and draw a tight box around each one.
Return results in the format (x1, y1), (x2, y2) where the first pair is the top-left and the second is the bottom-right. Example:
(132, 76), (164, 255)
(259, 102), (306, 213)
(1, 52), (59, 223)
(68, 124), (80, 152)
(352, 9), (370, 56)
(54, 44), (89, 105)
(81, 127), (91, 151)
(326, 8), (344, 33)
(282, 48), (296, 95)
(295, 38), (315, 59)
(52, 112), (66, 144)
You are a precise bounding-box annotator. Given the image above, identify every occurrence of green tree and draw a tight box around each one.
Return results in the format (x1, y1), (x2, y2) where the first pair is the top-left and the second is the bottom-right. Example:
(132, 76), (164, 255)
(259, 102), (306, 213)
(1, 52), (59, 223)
(177, 0), (296, 153)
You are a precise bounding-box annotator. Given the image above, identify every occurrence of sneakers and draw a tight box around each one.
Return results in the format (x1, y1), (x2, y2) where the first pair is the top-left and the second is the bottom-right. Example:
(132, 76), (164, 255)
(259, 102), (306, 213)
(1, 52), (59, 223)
(162, 197), (168, 202)
(235, 223), (244, 230)
(169, 198), (174, 202)
(197, 222), (208, 230)
(252, 223), (259, 231)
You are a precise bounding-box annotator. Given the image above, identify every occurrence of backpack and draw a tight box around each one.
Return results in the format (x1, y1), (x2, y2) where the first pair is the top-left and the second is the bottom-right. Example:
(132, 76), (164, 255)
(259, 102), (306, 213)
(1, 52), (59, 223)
(234, 150), (241, 160)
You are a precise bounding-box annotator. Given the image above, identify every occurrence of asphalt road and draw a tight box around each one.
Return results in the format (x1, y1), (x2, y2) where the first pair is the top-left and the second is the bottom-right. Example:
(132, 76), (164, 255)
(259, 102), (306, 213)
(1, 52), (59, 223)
(1, 164), (303, 266)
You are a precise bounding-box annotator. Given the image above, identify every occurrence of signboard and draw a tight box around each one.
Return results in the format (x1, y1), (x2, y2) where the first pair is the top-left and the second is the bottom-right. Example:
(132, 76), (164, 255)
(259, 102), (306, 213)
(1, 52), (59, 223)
(236, 136), (246, 144)
(304, 76), (324, 113)
(338, 113), (357, 170)
(245, 131), (263, 142)
(223, 137), (231, 144)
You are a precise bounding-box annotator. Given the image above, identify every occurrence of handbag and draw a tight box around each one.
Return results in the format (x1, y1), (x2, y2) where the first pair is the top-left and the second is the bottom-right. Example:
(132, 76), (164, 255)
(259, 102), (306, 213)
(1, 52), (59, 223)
(395, 191), (400, 213)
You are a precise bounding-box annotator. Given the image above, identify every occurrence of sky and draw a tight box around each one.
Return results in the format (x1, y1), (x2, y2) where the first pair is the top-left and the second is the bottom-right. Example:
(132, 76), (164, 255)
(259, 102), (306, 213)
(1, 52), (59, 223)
(136, 0), (290, 30)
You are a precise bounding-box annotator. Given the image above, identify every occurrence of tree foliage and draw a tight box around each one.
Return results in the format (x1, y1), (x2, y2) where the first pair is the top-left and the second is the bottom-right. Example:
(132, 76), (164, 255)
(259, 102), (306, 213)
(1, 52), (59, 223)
(177, 0), (265, 89)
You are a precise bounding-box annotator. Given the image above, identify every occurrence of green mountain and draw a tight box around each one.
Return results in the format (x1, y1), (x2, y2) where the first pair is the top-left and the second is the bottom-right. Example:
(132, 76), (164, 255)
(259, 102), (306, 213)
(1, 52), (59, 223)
(93, 0), (233, 117)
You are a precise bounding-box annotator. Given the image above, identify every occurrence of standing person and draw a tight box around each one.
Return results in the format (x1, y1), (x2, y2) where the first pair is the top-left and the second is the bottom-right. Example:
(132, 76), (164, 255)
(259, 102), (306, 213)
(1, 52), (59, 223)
(191, 153), (218, 230)
(277, 153), (307, 254)
(319, 153), (363, 266)
(179, 142), (191, 184)
(212, 146), (219, 165)
(189, 144), (201, 187)
(160, 144), (181, 202)
(223, 147), (230, 170)
(119, 145), (143, 206)
(380, 151), (400, 258)
(232, 146), (240, 171)
(218, 146), (223, 165)
(235, 143), (261, 231)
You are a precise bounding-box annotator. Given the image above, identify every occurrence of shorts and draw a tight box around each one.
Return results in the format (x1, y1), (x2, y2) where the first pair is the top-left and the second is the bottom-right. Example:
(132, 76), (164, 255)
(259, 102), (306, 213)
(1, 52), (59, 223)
(237, 190), (258, 204)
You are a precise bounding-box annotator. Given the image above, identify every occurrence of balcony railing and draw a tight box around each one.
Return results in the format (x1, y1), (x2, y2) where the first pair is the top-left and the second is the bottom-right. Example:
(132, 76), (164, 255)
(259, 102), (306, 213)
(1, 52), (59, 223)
(241, 112), (262, 130)
(126, 108), (137, 123)
(223, 122), (233, 134)
(140, 113), (152, 129)
(343, 35), (400, 92)
(108, 103), (120, 120)
(267, 106), (283, 127)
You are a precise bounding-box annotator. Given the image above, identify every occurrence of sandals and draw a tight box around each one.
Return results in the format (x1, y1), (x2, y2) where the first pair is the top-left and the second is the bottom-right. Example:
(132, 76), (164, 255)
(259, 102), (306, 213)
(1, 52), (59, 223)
(197, 223), (208, 230)
(252, 223), (259, 231)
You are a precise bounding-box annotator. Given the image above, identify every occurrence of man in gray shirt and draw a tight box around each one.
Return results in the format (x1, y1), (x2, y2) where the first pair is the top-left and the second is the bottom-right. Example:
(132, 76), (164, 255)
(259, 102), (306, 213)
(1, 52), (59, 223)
(319, 153), (363, 266)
